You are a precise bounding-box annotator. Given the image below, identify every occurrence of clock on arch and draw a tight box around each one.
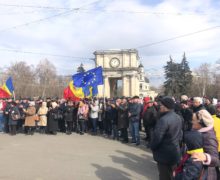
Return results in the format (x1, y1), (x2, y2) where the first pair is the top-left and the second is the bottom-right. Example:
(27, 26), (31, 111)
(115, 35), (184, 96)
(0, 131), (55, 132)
(110, 58), (120, 68)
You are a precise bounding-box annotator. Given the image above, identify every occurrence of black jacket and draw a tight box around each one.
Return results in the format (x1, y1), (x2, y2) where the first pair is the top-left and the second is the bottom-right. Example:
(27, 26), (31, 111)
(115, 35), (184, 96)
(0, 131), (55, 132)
(180, 108), (193, 131)
(143, 105), (158, 128)
(151, 110), (183, 165)
(117, 103), (128, 129)
(204, 104), (216, 115)
(64, 106), (76, 122)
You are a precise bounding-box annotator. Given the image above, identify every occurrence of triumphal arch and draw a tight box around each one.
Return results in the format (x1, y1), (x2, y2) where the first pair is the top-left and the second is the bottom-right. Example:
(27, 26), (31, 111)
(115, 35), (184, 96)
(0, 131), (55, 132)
(94, 49), (140, 98)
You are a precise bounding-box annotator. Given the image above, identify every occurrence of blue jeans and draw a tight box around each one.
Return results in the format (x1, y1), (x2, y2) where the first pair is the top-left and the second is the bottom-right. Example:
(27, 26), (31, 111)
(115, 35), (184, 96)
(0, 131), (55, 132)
(91, 118), (98, 133)
(0, 113), (4, 132)
(129, 121), (140, 144)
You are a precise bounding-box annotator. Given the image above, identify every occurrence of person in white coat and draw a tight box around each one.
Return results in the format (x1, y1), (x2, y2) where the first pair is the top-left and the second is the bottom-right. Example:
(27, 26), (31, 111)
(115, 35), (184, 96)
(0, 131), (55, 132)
(89, 100), (99, 135)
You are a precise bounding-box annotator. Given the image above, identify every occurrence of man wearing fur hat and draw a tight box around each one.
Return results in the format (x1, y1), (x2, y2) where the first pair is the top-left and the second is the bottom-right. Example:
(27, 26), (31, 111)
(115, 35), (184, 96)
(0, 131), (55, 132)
(151, 96), (183, 180)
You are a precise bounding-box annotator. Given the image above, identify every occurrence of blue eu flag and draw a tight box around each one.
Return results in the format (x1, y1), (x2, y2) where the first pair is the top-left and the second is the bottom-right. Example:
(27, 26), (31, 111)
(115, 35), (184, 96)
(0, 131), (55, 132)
(72, 66), (103, 94)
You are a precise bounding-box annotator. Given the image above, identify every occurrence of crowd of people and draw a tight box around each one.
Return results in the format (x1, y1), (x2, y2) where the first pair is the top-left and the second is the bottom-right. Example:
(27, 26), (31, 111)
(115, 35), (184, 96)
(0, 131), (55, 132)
(0, 95), (220, 179)
(0, 96), (143, 146)
(149, 95), (220, 180)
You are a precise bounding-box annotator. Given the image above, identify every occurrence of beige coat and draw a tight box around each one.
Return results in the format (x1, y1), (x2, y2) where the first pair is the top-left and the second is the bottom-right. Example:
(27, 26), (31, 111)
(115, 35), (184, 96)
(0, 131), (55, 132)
(37, 102), (48, 126)
(24, 106), (36, 127)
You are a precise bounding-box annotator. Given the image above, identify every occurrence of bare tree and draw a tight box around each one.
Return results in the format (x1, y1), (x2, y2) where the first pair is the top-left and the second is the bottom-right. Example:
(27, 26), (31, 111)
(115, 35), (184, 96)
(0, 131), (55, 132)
(6, 61), (36, 98)
(35, 59), (57, 98)
(191, 63), (211, 97)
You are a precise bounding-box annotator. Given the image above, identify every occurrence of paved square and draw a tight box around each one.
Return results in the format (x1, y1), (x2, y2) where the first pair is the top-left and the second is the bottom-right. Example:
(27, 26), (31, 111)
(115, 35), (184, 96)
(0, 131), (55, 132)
(0, 133), (157, 180)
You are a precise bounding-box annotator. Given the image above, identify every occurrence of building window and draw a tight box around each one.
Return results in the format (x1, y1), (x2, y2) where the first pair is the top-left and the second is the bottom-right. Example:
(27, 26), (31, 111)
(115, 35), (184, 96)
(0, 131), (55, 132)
(146, 85), (148, 90)
(140, 84), (143, 90)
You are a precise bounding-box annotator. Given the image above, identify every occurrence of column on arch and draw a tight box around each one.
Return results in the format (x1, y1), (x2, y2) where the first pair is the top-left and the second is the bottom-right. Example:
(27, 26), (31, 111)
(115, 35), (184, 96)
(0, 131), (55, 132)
(104, 76), (110, 98)
(122, 75), (130, 97)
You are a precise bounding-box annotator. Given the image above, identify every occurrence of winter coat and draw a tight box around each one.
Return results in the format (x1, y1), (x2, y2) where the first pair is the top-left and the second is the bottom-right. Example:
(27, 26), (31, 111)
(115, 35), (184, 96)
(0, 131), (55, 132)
(8, 106), (20, 126)
(117, 103), (128, 129)
(37, 104), (48, 126)
(174, 155), (203, 180)
(128, 103), (142, 122)
(151, 110), (183, 165)
(89, 104), (99, 119)
(205, 104), (216, 115)
(47, 107), (59, 132)
(78, 104), (89, 120)
(180, 108), (193, 131)
(143, 105), (158, 128)
(3, 102), (11, 118)
(64, 106), (75, 122)
(105, 105), (116, 120)
(24, 106), (36, 127)
(199, 127), (219, 180)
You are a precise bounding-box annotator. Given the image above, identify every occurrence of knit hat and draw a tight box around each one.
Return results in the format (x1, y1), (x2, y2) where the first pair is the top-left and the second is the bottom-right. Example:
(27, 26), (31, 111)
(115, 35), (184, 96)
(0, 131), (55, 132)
(160, 96), (175, 109)
(184, 130), (203, 151)
(197, 109), (214, 127)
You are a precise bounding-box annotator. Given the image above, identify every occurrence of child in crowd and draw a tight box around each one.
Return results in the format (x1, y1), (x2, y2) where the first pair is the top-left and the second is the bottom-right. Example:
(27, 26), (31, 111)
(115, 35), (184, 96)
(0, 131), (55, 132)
(174, 130), (204, 179)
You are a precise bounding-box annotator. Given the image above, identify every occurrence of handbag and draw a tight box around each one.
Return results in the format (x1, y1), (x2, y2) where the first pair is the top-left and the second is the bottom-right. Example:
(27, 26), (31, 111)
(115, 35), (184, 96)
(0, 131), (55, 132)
(11, 113), (21, 121)
(35, 114), (39, 121)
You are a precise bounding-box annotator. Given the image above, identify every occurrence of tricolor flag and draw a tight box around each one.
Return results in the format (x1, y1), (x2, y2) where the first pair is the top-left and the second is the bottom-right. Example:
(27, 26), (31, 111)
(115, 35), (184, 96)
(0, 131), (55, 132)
(0, 77), (14, 98)
(63, 81), (84, 101)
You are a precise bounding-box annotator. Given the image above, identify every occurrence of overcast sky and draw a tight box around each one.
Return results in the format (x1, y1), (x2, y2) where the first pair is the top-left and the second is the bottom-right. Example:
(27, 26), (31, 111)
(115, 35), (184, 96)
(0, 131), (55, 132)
(0, 0), (220, 86)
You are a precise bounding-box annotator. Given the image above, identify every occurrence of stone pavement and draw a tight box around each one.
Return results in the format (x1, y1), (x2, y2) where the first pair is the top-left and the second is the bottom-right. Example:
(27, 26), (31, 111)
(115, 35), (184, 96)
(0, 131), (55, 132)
(0, 133), (158, 180)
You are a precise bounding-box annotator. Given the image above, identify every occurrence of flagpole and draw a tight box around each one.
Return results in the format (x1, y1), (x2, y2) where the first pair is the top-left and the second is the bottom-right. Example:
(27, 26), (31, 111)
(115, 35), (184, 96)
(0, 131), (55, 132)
(103, 75), (106, 109)
(12, 91), (16, 100)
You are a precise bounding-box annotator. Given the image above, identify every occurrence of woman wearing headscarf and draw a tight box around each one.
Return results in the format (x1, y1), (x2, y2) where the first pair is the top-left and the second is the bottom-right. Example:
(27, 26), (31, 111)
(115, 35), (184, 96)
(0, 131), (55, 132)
(24, 101), (36, 135)
(37, 102), (48, 134)
(191, 109), (219, 180)
(47, 102), (59, 135)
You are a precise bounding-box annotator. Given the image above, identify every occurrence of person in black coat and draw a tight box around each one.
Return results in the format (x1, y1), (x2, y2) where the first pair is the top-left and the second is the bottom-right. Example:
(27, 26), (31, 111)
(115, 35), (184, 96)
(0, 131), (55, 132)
(180, 100), (193, 131)
(116, 97), (128, 143)
(104, 99), (116, 137)
(151, 96), (183, 180)
(3, 99), (12, 133)
(47, 102), (59, 135)
(143, 100), (158, 146)
(8, 101), (20, 135)
(58, 100), (66, 133)
(64, 100), (76, 135)
(204, 97), (216, 115)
